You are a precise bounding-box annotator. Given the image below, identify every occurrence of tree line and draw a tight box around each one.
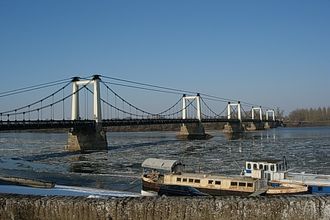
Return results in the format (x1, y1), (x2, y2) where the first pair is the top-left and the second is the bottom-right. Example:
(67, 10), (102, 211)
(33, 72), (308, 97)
(287, 107), (330, 122)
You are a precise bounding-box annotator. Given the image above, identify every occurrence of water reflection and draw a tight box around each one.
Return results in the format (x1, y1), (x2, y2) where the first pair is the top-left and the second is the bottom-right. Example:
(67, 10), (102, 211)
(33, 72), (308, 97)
(224, 130), (278, 142)
(224, 132), (246, 140)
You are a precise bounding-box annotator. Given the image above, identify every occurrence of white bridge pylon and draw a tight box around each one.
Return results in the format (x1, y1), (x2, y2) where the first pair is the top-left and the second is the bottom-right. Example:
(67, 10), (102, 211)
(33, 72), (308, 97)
(71, 75), (102, 123)
(266, 109), (276, 121)
(251, 106), (263, 121)
(227, 101), (241, 121)
(182, 94), (202, 121)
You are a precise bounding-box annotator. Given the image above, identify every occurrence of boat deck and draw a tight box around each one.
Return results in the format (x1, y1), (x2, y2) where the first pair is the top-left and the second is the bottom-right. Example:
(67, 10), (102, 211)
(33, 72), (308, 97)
(287, 173), (330, 186)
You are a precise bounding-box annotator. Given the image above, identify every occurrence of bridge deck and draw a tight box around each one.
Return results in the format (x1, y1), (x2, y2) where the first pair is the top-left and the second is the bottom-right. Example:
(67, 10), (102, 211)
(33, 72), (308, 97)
(0, 119), (279, 131)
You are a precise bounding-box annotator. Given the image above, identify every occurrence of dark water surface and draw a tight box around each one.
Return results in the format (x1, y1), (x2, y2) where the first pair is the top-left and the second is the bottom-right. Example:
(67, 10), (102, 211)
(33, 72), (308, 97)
(0, 127), (329, 192)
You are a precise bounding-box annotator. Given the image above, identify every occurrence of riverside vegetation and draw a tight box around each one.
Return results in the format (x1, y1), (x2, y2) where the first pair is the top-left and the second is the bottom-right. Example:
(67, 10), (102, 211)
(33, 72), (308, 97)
(281, 106), (330, 127)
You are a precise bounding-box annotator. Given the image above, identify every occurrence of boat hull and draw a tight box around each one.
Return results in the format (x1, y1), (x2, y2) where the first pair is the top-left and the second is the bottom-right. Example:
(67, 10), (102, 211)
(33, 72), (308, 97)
(195, 187), (252, 196)
(0, 176), (54, 188)
(308, 185), (330, 194)
(142, 179), (252, 196)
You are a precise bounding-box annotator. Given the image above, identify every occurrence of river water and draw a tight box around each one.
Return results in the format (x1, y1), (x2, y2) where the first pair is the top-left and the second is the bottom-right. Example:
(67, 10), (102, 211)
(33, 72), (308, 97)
(0, 127), (329, 193)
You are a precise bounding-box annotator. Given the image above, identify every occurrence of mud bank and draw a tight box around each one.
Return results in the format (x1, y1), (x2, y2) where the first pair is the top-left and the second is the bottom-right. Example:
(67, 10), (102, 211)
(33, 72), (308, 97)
(1, 194), (330, 220)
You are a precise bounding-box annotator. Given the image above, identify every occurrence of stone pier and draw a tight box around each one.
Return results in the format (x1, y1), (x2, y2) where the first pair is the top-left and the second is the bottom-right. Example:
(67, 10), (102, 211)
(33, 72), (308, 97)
(223, 122), (244, 134)
(245, 121), (265, 131)
(66, 124), (108, 152)
(264, 121), (277, 129)
(177, 123), (212, 140)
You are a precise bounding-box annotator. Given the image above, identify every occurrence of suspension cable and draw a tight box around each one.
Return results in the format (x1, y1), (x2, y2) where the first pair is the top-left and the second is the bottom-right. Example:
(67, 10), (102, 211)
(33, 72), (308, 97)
(101, 81), (182, 117)
(240, 105), (250, 119)
(5, 79), (92, 117)
(0, 78), (71, 98)
(101, 74), (275, 109)
(201, 97), (227, 118)
(0, 80), (72, 115)
(84, 85), (195, 118)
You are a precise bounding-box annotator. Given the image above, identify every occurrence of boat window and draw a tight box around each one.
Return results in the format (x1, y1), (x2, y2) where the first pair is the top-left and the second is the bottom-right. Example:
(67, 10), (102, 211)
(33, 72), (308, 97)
(177, 177), (181, 182)
(183, 178), (187, 182)
(264, 165), (269, 171)
(239, 182), (246, 187)
(208, 180), (213, 184)
(189, 179), (194, 183)
(259, 164), (263, 170)
(270, 165), (275, 171)
(247, 183), (253, 187)
(276, 164), (278, 171)
(215, 181), (221, 185)
(194, 179), (200, 183)
(253, 164), (258, 170)
(247, 163), (251, 169)
(230, 182), (238, 186)
(278, 164), (282, 171)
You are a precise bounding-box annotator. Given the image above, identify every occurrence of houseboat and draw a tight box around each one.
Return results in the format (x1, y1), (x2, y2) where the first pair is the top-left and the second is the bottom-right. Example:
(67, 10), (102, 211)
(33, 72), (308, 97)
(243, 157), (330, 194)
(141, 158), (306, 196)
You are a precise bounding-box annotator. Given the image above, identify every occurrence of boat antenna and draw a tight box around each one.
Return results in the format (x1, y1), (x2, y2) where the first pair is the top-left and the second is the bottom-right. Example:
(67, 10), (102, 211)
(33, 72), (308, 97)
(283, 156), (288, 170)
(233, 160), (244, 175)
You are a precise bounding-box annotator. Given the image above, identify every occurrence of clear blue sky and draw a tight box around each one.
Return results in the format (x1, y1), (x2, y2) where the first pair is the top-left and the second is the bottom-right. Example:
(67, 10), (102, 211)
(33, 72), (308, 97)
(0, 0), (329, 114)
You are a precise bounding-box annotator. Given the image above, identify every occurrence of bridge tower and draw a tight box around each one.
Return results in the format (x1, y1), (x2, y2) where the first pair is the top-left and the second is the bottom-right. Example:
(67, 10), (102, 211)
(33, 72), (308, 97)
(264, 109), (276, 129)
(251, 107), (263, 120)
(246, 106), (265, 131)
(66, 75), (108, 152)
(223, 101), (245, 134)
(177, 94), (211, 140)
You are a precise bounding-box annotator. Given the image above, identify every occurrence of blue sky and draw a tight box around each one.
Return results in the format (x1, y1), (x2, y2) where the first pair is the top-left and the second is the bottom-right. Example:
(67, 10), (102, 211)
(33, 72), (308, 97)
(0, 0), (329, 115)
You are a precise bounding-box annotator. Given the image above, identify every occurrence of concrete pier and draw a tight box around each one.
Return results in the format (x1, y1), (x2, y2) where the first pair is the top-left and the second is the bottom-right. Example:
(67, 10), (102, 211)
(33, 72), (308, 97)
(177, 123), (212, 140)
(66, 124), (108, 152)
(223, 122), (244, 134)
(264, 121), (277, 129)
(1, 194), (330, 220)
(245, 121), (265, 131)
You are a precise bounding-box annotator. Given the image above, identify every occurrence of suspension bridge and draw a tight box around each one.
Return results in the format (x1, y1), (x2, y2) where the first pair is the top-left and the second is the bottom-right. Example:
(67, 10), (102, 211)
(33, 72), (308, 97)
(0, 75), (281, 152)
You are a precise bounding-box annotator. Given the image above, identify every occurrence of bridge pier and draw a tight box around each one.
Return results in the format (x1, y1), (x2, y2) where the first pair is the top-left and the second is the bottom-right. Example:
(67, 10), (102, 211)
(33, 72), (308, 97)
(223, 122), (244, 133)
(245, 121), (265, 131)
(176, 94), (212, 140)
(66, 124), (108, 152)
(264, 121), (278, 129)
(177, 123), (212, 140)
(223, 122), (245, 140)
(223, 102), (245, 135)
(246, 106), (265, 131)
(66, 75), (108, 152)
(264, 109), (277, 129)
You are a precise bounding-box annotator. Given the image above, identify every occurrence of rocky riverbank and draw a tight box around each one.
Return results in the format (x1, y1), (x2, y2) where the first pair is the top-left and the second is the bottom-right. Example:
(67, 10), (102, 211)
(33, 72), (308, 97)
(1, 194), (329, 220)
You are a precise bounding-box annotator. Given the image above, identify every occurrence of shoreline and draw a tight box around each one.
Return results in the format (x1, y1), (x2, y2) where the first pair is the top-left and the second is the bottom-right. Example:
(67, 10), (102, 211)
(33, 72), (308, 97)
(283, 121), (330, 128)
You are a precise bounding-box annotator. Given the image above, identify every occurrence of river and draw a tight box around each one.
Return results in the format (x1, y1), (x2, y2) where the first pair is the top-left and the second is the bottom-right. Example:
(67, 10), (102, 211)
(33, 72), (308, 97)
(0, 127), (329, 193)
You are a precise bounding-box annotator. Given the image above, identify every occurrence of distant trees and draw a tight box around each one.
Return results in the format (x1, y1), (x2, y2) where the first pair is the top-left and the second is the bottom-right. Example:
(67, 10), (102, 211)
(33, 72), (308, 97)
(288, 107), (330, 122)
(275, 107), (285, 119)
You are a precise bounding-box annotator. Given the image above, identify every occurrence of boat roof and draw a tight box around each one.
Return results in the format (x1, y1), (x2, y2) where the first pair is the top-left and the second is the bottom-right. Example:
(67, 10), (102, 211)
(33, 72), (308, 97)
(246, 159), (283, 164)
(142, 158), (183, 171)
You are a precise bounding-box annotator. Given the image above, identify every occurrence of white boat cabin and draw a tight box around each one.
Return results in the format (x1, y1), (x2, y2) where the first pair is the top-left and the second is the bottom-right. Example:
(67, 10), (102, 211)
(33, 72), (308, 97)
(244, 158), (288, 181)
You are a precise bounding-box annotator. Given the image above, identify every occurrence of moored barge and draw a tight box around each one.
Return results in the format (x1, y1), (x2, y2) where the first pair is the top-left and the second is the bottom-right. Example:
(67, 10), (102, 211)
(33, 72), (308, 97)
(141, 158), (300, 196)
